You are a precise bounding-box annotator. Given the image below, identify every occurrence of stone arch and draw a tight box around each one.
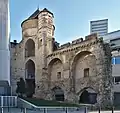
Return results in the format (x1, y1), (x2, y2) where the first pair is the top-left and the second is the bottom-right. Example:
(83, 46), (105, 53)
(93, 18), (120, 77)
(71, 51), (97, 89)
(25, 39), (35, 57)
(25, 59), (35, 97)
(25, 59), (35, 79)
(48, 58), (63, 81)
(51, 86), (64, 101)
(79, 87), (97, 104)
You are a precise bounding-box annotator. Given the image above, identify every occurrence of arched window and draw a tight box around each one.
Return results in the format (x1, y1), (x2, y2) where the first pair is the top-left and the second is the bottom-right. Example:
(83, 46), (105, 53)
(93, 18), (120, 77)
(25, 59), (35, 79)
(48, 58), (63, 81)
(25, 39), (35, 57)
(72, 51), (96, 79)
(25, 59), (35, 97)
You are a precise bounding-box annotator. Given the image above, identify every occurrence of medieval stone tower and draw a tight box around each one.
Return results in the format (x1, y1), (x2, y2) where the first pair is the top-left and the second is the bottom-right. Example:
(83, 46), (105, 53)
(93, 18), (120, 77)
(10, 8), (113, 108)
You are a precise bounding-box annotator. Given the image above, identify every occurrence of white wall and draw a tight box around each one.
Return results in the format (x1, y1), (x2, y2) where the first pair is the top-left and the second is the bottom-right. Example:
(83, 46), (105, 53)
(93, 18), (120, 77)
(0, 0), (10, 85)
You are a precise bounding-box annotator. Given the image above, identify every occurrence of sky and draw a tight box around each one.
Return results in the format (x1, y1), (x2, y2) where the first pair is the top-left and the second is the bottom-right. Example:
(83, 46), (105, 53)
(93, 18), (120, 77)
(10, 0), (120, 44)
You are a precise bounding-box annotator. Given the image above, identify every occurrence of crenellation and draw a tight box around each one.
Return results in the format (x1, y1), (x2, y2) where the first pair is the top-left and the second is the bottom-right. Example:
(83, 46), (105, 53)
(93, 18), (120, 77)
(85, 33), (98, 40)
(72, 38), (83, 45)
(60, 42), (71, 49)
(47, 37), (103, 58)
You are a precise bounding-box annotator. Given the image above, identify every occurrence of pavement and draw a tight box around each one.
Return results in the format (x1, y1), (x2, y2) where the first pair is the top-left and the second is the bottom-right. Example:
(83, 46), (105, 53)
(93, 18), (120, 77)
(89, 111), (120, 113)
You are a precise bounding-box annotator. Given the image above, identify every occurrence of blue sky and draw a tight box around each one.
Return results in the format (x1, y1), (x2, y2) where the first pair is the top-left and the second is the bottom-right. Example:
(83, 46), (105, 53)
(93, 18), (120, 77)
(10, 0), (120, 44)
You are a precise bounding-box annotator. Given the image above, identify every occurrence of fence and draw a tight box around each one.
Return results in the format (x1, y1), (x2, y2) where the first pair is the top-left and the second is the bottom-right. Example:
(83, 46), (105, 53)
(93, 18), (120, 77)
(0, 96), (17, 107)
(0, 107), (88, 113)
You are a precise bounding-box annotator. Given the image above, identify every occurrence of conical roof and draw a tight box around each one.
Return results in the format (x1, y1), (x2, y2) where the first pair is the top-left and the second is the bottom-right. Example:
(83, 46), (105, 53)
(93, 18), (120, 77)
(21, 8), (54, 26)
(28, 8), (40, 19)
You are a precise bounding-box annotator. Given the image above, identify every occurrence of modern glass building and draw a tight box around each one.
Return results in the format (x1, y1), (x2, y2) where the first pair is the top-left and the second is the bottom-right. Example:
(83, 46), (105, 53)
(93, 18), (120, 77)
(102, 30), (120, 105)
(90, 19), (108, 36)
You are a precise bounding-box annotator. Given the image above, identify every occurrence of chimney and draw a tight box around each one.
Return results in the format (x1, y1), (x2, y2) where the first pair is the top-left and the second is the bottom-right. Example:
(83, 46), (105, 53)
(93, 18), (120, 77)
(14, 40), (17, 43)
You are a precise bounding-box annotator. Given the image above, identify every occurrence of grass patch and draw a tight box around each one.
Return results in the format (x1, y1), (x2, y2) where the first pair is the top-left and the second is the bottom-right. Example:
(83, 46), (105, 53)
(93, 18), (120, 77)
(20, 97), (81, 107)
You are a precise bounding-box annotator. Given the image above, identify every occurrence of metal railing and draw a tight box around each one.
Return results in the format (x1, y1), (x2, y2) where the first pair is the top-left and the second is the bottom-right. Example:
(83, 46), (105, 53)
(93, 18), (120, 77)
(0, 96), (17, 107)
(18, 97), (89, 113)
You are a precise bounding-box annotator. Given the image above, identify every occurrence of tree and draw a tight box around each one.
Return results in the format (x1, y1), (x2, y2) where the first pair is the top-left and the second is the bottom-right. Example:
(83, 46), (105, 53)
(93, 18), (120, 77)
(16, 78), (26, 97)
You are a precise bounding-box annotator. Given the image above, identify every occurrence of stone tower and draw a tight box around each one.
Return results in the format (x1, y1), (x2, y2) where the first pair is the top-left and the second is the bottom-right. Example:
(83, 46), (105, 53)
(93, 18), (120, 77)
(15, 8), (56, 98)
(38, 8), (55, 67)
(35, 8), (55, 97)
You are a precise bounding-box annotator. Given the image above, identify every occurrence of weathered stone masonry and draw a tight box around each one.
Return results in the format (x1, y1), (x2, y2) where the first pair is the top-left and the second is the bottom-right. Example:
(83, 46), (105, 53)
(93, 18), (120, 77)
(10, 8), (113, 108)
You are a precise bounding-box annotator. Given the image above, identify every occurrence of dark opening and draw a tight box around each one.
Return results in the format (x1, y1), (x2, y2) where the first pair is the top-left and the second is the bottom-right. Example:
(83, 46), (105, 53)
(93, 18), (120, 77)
(52, 87), (64, 101)
(57, 72), (61, 79)
(79, 89), (97, 104)
(25, 39), (35, 57)
(84, 68), (89, 77)
(26, 79), (35, 97)
(79, 90), (89, 104)
(25, 60), (35, 97)
(55, 94), (64, 101)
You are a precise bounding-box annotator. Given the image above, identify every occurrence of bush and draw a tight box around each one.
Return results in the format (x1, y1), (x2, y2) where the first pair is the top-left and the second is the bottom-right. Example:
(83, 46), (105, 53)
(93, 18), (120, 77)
(16, 78), (26, 97)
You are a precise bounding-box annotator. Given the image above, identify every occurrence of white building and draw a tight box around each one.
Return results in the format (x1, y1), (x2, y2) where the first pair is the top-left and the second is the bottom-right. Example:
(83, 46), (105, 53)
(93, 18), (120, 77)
(102, 30), (120, 106)
(0, 0), (10, 95)
(90, 19), (108, 36)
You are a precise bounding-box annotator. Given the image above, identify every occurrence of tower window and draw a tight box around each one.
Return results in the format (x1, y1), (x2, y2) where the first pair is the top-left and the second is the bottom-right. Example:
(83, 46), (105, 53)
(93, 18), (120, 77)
(84, 68), (89, 77)
(57, 72), (61, 79)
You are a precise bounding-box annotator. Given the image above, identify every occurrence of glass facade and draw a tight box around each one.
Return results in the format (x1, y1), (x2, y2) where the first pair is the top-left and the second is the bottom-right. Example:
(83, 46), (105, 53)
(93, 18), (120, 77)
(112, 56), (120, 64)
(90, 19), (108, 36)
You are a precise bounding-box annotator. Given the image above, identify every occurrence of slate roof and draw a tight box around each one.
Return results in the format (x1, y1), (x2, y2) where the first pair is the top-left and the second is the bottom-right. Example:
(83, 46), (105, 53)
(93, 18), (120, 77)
(28, 8), (54, 19)
(28, 9), (40, 19)
(21, 8), (54, 26)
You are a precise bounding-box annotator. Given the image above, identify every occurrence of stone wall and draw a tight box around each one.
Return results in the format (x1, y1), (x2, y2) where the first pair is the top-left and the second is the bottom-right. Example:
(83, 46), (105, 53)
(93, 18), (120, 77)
(10, 41), (25, 95)
(10, 8), (113, 109)
(44, 36), (112, 109)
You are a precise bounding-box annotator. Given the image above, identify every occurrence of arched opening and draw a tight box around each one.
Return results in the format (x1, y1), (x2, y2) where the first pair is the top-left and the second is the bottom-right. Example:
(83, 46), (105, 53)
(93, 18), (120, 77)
(25, 59), (35, 97)
(79, 87), (97, 104)
(72, 51), (96, 83)
(25, 39), (35, 57)
(48, 58), (63, 81)
(25, 59), (35, 79)
(71, 51), (96, 91)
(52, 86), (64, 101)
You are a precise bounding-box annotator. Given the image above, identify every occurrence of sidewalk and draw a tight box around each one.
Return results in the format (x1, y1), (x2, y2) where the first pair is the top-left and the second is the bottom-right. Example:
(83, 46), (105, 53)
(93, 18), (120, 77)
(89, 111), (120, 113)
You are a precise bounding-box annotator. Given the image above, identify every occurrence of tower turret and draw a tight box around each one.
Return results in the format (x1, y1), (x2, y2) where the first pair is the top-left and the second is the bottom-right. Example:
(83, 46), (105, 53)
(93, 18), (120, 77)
(38, 8), (55, 54)
(38, 8), (55, 68)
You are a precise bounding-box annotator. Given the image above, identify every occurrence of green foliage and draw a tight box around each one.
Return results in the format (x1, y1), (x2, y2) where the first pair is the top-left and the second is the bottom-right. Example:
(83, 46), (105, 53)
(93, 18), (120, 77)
(16, 78), (26, 97)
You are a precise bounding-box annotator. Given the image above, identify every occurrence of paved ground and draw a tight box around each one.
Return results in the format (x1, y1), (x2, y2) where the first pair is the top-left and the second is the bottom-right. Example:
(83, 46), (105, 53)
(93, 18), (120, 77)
(89, 111), (120, 113)
(88, 111), (120, 113)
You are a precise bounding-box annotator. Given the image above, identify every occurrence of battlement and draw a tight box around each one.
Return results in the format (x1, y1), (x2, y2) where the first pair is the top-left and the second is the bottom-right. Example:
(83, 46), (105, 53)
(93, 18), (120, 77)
(57, 33), (100, 50)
